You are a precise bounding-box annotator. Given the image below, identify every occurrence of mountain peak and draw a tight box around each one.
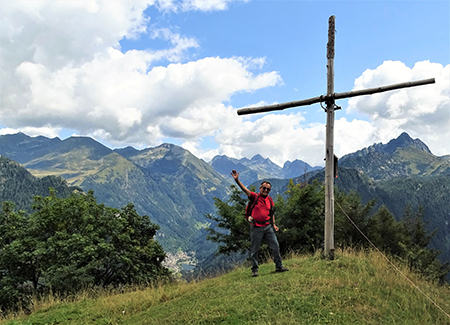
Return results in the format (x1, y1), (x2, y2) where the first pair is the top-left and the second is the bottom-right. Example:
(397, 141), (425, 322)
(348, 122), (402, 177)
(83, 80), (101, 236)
(384, 132), (431, 154)
(158, 143), (176, 149)
(250, 154), (265, 162)
(339, 132), (446, 181)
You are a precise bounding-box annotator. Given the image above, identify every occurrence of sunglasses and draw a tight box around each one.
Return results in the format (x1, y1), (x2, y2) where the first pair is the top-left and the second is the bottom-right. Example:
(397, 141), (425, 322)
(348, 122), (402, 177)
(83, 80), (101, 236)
(261, 186), (271, 192)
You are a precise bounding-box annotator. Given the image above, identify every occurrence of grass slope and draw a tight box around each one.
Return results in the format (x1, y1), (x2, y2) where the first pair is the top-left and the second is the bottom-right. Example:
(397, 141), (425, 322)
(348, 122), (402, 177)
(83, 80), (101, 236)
(3, 250), (450, 325)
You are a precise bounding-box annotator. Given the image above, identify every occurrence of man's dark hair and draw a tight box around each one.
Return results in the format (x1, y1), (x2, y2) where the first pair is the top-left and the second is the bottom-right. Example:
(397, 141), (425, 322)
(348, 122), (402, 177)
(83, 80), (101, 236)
(260, 181), (271, 187)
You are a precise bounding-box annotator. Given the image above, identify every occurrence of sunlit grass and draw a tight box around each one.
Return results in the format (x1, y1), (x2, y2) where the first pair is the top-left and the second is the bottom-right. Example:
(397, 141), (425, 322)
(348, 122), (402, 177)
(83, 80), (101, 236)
(3, 248), (450, 325)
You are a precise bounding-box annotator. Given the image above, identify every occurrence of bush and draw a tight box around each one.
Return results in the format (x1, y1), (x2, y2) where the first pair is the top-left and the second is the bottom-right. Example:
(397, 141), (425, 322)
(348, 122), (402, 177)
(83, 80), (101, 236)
(0, 189), (169, 313)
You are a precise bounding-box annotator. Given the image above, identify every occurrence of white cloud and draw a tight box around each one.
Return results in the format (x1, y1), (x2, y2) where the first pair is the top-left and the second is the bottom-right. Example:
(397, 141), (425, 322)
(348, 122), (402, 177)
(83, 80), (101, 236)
(149, 28), (200, 62)
(334, 118), (377, 158)
(188, 115), (375, 168)
(160, 103), (236, 138)
(181, 0), (247, 12)
(347, 60), (450, 156)
(3, 51), (281, 144)
(0, 126), (60, 139)
(1, 0), (153, 69)
(196, 112), (327, 167)
(1, 0), (282, 150)
(155, 0), (247, 12)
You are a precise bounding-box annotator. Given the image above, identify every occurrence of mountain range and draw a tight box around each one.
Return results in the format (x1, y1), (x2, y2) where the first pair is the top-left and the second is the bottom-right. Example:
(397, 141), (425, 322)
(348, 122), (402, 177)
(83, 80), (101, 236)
(210, 154), (321, 186)
(339, 132), (450, 180)
(1, 132), (449, 269)
(0, 133), (229, 258)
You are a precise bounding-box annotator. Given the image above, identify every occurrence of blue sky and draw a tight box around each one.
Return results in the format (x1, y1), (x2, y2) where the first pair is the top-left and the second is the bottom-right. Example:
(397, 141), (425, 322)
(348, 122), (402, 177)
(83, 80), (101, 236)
(1, 0), (449, 166)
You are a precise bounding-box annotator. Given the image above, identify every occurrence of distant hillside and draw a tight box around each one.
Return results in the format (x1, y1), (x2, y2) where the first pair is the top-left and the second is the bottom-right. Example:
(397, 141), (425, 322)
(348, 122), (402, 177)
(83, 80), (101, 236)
(274, 134), (447, 266)
(0, 133), (62, 164)
(0, 156), (81, 213)
(210, 154), (321, 185)
(296, 167), (450, 264)
(0, 133), (230, 257)
(339, 132), (450, 180)
(4, 250), (450, 324)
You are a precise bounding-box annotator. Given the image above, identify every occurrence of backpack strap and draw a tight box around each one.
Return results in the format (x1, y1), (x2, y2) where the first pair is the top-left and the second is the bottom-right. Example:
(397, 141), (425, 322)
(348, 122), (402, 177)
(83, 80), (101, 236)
(250, 193), (259, 216)
(268, 196), (274, 217)
(245, 193), (259, 220)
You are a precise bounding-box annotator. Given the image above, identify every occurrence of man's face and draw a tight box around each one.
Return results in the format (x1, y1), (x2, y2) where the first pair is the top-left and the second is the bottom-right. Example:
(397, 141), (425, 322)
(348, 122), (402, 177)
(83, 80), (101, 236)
(260, 183), (271, 196)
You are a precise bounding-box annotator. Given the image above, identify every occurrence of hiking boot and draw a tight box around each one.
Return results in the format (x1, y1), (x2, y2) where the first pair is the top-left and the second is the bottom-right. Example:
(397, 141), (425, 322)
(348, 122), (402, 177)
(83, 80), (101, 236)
(276, 266), (289, 273)
(251, 270), (258, 277)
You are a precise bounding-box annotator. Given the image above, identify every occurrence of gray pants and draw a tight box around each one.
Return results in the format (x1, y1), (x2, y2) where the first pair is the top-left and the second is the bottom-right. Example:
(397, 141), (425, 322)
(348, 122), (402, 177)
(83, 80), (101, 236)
(250, 224), (283, 272)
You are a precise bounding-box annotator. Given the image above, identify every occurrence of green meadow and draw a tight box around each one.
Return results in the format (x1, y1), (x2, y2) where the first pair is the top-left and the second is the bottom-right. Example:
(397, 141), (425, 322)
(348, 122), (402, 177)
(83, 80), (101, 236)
(3, 249), (450, 325)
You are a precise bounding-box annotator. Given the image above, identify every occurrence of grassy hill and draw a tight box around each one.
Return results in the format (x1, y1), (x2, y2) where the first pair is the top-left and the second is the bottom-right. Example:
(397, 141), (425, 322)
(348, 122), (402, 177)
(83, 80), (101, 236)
(3, 249), (450, 325)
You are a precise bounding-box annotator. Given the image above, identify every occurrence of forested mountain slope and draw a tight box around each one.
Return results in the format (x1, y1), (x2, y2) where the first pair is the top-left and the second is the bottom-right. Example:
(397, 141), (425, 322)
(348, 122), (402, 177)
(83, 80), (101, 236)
(0, 156), (80, 213)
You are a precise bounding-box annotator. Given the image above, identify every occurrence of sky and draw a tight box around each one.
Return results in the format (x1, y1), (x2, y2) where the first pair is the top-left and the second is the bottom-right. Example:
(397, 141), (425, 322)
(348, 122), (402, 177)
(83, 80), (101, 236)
(1, 0), (449, 167)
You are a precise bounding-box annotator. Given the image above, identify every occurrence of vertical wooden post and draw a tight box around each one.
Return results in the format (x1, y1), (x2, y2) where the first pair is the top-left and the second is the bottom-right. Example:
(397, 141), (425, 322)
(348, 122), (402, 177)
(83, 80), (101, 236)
(324, 15), (335, 260)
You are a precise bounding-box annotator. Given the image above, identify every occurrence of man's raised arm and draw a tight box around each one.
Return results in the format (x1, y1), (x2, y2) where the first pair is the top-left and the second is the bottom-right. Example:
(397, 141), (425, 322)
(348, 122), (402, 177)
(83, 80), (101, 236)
(230, 170), (251, 198)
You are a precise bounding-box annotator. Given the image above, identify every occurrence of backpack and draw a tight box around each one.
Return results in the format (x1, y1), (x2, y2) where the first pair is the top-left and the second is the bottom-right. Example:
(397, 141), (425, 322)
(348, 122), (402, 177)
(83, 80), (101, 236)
(244, 194), (274, 221)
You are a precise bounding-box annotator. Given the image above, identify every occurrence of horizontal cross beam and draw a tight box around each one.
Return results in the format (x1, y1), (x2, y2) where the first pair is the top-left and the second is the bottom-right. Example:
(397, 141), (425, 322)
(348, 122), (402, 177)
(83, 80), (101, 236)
(237, 78), (435, 116)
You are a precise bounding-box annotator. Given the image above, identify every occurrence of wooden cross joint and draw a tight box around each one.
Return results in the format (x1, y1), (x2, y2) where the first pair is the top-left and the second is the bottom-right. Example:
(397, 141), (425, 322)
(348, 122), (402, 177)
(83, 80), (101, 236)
(320, 95), (341, 112)
(324, 95), (335, 108)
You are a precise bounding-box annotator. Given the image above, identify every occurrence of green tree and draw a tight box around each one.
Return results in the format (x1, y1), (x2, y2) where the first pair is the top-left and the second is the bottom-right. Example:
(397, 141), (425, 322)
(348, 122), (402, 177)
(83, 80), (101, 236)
(0, 202), (35, 312)
(366, 205), (409, 257)
(29, 189), (169, 292)
(276, 180), (325, 255)
(401, 206), (450, 283)
(335, 190), (376, 249)
(0, 189), (169, 313)
(205, 185), (251, 255)
(335, 197), (449, 283)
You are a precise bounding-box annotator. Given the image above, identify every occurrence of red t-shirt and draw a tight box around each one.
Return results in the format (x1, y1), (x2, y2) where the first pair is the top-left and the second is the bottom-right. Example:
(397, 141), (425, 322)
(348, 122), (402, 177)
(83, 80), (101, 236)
(249, 192), (273, 227)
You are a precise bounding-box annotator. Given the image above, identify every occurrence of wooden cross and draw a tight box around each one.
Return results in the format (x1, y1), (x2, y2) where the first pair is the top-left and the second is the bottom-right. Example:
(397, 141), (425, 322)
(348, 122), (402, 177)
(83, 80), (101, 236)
(237, 16), (435, 259)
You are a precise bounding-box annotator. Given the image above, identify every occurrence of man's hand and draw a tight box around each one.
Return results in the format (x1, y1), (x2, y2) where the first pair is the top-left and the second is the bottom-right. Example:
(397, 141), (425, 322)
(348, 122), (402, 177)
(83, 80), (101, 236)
(231, 169), (251, 197)
(273, 224), (279, 231)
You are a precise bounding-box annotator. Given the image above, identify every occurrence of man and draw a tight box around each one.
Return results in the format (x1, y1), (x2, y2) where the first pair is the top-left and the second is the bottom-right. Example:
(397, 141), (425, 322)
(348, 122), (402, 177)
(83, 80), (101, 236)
(231, 170), (288, 277)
